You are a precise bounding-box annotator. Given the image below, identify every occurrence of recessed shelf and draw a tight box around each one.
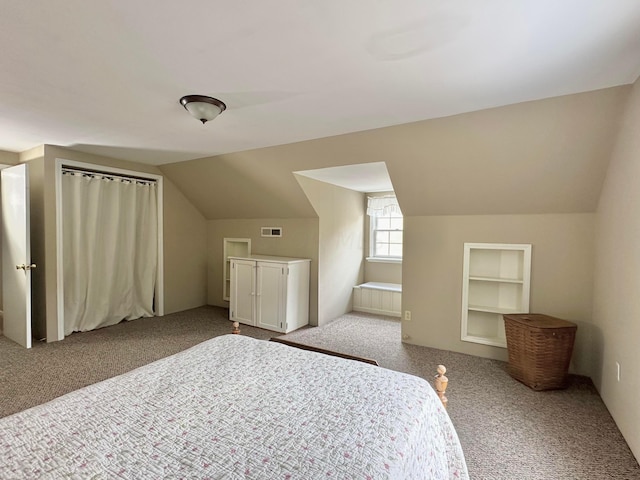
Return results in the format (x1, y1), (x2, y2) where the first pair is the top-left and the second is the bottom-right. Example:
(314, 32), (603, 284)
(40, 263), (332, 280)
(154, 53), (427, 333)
(223, 238), (251, 302)
(461, 243), (531, 348)
(467, 305), (525, 315)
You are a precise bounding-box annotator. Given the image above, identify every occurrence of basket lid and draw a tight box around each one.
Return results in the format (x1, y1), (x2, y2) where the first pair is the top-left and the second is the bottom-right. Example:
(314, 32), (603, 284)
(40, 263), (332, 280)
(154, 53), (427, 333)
(503, 313), (576, 329)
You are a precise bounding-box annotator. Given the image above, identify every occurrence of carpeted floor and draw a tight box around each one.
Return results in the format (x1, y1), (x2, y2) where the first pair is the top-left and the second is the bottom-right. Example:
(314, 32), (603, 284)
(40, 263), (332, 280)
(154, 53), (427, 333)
(1, 306), (639, 479)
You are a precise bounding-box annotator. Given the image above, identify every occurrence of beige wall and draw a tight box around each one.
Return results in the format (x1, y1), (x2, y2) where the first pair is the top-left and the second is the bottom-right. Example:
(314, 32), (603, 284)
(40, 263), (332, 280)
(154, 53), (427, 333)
(207, 218), (319, 325)
(160, 153), (318, 219)
(402, 213), (595, 375)
(0, 150), (20, 165)
(162, 180), (208, 314)
(364, 260), (402, 284)
(21, 145), (207, 341)
(593, 76), (640, 460)
(25, 152), (46, 339)
(389, 87), (628, 217)
(296, 176), (364, 325)
(0, 150), (19, 165)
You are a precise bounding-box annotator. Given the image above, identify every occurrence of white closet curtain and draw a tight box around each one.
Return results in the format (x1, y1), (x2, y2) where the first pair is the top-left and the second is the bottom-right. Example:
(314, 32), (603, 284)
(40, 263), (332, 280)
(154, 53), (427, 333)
(62, 170), (158, 335)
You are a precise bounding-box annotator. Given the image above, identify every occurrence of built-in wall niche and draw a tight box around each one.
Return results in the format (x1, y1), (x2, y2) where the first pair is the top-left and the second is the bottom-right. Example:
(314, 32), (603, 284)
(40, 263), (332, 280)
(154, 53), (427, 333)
(223, 238), (251, 302)
(461, 243), (532, 347)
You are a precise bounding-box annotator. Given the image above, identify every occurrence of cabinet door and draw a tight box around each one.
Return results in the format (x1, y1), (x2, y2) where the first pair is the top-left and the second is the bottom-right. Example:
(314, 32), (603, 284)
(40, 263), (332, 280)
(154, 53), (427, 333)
(230, 259), (256, 326)
(256, 262), (286, 332)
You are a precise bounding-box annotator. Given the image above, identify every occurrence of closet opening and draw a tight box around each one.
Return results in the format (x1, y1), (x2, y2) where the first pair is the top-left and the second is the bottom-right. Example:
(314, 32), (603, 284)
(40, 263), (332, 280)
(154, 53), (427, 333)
(55, 159), (164, 339)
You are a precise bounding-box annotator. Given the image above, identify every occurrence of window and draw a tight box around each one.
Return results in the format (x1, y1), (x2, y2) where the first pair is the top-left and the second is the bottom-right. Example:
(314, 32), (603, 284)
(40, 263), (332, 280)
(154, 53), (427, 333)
(367, 195), (403, 260)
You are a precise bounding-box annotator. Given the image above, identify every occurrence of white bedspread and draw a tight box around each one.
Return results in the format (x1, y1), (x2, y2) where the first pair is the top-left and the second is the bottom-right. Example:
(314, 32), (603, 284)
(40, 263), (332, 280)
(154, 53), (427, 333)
(0, 335), (468, 479)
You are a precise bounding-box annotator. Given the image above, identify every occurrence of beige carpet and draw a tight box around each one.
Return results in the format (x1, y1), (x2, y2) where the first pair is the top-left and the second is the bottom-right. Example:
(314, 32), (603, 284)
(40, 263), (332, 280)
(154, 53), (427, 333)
(1, 306), (638, 479)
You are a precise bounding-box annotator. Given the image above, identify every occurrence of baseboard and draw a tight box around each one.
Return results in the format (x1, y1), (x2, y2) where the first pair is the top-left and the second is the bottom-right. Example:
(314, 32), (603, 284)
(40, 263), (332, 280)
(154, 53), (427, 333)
(352, 306), (401, 317)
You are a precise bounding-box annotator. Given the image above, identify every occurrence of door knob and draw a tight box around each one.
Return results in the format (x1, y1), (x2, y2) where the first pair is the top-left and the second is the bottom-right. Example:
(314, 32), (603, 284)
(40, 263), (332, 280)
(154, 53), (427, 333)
(16, 264), (36, 270)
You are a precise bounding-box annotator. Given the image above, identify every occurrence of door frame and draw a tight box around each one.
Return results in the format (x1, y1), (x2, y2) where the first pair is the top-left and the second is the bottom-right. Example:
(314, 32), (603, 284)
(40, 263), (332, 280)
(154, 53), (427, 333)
(54, 159), (164, 340)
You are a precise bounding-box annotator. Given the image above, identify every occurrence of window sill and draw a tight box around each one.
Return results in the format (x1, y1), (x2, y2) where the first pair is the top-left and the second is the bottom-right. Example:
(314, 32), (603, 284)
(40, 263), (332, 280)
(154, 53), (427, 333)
(366, 257), (402, 264)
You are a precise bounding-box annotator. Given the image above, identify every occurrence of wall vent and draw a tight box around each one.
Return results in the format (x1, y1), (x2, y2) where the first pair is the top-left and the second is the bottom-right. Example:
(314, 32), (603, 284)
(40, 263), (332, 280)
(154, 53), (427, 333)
(261, 227), (282, 237)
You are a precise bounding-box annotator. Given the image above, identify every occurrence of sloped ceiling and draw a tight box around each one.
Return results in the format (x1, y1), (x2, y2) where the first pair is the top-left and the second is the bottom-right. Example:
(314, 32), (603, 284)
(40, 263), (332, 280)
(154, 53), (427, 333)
(160, 86), (630, 219)
(159, 152), (318, 219)
(295, 163), (393, 193)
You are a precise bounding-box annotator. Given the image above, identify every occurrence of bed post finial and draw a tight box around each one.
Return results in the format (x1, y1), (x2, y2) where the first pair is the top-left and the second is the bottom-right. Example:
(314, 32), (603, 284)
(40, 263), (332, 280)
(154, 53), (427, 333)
(232, 321), (240, 334)
(434, 364), (448, 408)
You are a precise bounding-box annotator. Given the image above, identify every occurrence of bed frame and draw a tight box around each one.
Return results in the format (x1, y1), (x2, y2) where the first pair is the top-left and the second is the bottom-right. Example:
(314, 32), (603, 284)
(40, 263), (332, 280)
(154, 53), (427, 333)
(269, 337), (380, 365)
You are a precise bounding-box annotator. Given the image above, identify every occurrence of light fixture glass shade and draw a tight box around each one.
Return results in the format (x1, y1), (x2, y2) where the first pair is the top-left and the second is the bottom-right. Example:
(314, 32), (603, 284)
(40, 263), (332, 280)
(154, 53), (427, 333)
(180, 95), (226, 124)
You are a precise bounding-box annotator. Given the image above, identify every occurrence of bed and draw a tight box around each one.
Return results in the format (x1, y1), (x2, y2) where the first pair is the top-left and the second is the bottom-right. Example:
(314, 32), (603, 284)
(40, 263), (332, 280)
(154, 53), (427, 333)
(0, 334), (468, 479)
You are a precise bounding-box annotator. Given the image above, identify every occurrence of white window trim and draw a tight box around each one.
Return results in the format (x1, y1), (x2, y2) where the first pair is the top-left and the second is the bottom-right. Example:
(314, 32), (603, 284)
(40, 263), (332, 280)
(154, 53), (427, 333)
(366, 256), (403, 264)
(367, 198), (403, 260)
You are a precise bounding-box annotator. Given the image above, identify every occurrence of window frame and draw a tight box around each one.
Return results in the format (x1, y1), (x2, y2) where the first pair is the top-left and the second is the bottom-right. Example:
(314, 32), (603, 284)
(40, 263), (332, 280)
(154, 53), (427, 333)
(367, 206), (403, 262)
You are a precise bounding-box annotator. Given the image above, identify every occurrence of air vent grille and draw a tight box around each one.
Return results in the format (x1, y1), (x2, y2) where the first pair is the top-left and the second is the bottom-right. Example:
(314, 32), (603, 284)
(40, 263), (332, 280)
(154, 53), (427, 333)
(261, 227), (282, 237)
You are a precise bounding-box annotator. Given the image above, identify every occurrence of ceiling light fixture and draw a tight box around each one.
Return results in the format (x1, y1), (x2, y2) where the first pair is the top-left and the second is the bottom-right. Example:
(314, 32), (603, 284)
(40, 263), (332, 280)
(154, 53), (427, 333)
(179, 95), (226, 124)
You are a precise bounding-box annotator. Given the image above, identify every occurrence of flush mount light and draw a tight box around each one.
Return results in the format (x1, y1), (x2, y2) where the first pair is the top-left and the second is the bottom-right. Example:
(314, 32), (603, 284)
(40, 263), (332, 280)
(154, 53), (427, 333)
(179, 95), (226, 124)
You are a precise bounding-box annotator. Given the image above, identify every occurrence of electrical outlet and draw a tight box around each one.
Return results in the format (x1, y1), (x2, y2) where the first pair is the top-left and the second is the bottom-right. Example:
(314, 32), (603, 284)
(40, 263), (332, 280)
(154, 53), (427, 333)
(404, 310), (411, 321)
(616, 362), (621, 382)
(402, 334), (410, 340)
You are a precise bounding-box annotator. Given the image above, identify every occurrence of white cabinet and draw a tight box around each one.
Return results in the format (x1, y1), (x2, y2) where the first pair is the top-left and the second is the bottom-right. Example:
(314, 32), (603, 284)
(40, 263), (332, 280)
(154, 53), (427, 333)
(229, 255), (311, 333)
(461, 243), (531, 348)
(223, 238), (251, 301)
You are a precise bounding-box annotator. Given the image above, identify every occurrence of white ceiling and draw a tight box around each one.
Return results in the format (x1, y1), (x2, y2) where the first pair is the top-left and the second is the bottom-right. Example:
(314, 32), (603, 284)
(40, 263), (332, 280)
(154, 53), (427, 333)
(295, 162), (393, 193)
(1, 1), (640, 166)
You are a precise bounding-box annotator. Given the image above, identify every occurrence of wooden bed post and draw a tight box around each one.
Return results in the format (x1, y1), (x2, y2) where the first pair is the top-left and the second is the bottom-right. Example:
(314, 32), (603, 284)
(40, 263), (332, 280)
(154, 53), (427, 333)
(434, 365), (448, 408)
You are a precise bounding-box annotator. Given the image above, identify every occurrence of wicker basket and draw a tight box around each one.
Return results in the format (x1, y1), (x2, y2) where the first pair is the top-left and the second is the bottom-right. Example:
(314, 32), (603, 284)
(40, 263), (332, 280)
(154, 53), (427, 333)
(503, 314), (577, 391)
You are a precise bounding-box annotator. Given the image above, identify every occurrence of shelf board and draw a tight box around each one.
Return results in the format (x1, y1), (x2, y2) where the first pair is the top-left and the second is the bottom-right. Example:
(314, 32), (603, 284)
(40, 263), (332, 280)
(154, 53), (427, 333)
(469, 275), (523, 284)
(468, 305), (524, 315)
(462, 334), (507, 348)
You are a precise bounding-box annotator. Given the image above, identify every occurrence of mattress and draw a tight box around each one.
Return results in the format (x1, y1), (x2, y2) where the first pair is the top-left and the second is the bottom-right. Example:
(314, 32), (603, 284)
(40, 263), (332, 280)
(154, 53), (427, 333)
(0, 334), (468, 479)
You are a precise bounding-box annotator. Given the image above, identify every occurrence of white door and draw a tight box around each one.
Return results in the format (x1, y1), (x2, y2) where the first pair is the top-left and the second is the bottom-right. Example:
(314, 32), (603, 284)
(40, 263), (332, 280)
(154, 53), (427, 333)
(229, 259), (256, 326)
(256, 262), (285, 332)
(1, 164), (33, 348)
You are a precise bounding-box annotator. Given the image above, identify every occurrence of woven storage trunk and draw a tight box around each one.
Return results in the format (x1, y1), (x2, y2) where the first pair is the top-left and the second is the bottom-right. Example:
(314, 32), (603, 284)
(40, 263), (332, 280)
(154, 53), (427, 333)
(503, 314), (577, 391)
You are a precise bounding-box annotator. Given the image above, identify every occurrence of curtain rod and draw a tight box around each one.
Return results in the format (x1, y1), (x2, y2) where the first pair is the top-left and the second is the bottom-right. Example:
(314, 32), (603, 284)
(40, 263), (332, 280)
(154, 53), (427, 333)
(61, 165), (157, 184)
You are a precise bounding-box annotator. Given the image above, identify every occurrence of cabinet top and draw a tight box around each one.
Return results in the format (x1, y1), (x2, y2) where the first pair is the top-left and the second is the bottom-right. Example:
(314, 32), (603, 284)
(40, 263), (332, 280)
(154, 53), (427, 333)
(229, 254), (311, 264)
(465, 242), (532, 250)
